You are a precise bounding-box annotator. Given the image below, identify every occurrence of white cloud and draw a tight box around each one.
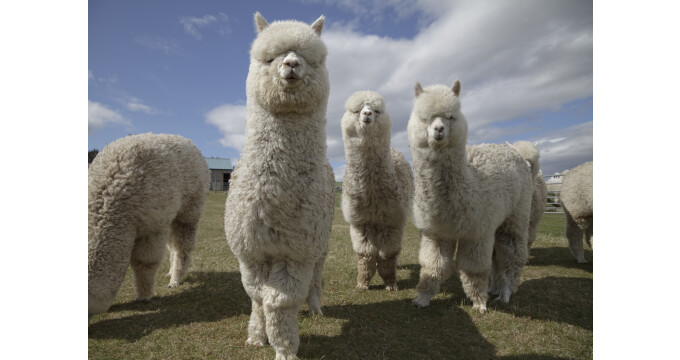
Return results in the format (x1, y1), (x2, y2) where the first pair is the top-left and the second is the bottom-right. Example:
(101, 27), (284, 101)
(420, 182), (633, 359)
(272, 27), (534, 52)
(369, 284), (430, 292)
(537, 121), (593, 176)
(126, 97), (159, 115)
(320, 0), (592, 170)
(205, 104), (247, 151)
(88, 100), (129, 133)
(333, 164), (347, 182)
(180, 13), (230, 40)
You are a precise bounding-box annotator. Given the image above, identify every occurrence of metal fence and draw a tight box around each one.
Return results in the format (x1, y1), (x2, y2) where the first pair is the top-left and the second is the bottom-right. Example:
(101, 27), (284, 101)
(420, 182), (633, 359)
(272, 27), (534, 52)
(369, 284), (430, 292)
(540, 174), (565, 236)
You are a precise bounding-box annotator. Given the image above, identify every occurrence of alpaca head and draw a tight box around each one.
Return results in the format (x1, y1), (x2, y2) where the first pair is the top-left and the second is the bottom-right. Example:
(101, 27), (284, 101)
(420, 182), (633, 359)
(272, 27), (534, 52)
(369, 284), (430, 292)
(407, 80), (467, 150)
(341, 91), (391, 142)
(246, 12), (330, 114)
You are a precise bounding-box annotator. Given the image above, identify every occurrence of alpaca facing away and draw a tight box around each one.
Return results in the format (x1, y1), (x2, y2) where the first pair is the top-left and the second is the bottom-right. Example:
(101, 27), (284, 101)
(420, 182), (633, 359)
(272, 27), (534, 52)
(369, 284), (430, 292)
(560, 161), (593, 263)
(408, 81), (533, 312)
(341, 90), (414, 291)
(88, 133), (209, 317)
(223, 12), (334, 360)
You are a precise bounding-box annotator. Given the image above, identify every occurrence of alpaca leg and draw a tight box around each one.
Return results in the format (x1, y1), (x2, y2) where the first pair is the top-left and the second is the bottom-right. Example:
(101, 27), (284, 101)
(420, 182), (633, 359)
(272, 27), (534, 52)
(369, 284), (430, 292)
(246, 299), (268, 346)
(377, 253), (399, 291)
(239, 261), (269, 346)
(585, 221), (593, 249)
(88, 227), (136, 316)
(130, 229), (168, 301)
(167, 220), (198, 287)
(565, 212), (586, 263)
(457, 235), (494, 313)
(263, 259), (314, 360)
(306, 255), (326, 315)
(412, 234), (455, 308)
(356, 253), (376, 290)
(493, 231), (528, 303)
(488, 251), (501, 297)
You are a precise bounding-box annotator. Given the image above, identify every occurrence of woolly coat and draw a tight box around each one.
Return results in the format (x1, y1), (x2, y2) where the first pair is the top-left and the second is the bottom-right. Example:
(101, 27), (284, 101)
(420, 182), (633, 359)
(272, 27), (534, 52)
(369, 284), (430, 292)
(408, 82), (533, 310)
(341, 90), (413, 259)
(560, 161), (593, 229)
(510, 141), (548, 250)
(88, 133), (209, 316)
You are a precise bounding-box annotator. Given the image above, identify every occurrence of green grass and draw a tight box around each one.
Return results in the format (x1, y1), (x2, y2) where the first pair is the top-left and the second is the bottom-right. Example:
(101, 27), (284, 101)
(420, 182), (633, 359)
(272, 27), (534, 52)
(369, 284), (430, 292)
(89, 191), (592, 359)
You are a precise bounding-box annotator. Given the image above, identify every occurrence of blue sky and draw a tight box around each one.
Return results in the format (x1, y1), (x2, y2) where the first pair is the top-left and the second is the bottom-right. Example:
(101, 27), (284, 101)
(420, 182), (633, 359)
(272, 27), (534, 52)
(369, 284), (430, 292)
(89, 0), (593, 178)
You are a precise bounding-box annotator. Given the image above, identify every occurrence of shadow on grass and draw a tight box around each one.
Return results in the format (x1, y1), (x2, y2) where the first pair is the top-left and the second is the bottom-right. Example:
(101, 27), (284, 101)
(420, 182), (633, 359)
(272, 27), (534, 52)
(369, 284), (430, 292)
(529, 247), (593, 273)
(299, 297), (497, 360)
(491, 276), (592, 331)
(399, 264), (592, 331)
(88, 271), (248, 341)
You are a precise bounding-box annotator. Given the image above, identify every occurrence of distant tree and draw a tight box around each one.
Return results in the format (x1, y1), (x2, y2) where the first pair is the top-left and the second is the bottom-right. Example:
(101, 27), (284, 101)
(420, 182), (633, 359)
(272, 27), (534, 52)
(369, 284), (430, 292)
(89, 149), (99, 164)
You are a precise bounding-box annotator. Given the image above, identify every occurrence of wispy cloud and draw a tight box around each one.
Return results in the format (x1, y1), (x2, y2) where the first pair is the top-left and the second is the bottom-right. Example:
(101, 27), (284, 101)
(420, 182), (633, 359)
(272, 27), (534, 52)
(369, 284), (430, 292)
(180, 13), (230, 40)
(134, 36), (180, 54)
(126, 97), (159, 115)
(88, 100), (129, 133)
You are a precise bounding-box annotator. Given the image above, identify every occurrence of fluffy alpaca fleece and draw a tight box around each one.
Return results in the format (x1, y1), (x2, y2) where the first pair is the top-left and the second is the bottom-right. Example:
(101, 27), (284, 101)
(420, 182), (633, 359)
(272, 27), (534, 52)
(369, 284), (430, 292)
(559, 161), (593, 263)
(407, 81), (534, 312)
(510, 141), (548, 251)
(223, 13), (334, 360)
(340, 90), (414, 291)
(88, 133), (209, 317)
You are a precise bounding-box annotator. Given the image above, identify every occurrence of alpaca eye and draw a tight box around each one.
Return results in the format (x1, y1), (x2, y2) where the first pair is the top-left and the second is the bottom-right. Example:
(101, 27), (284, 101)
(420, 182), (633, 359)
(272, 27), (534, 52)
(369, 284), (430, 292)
(266, 58), (274, 64)
(447, 116), (455, 121)
(375, 110), (381, 114)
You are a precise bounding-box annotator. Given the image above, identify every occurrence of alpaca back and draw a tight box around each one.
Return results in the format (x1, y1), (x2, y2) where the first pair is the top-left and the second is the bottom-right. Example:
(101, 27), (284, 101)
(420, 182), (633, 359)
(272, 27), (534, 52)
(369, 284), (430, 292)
(560, 161), (593, 222)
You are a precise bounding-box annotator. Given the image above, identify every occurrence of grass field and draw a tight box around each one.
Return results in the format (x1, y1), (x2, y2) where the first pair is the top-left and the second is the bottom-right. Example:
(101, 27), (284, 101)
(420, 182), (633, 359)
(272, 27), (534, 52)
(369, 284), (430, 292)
(88, 191), (593, 359)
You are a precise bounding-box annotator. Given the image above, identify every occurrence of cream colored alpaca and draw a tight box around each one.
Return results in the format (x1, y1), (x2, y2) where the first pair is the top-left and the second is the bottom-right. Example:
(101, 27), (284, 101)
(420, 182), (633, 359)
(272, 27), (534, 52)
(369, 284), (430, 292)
(560, 161), (593, 263)
(88, 133), (209, 317)
(223, 13), (334, 360)
(341, 90), (413, 291)
(408, 81), (533, 312)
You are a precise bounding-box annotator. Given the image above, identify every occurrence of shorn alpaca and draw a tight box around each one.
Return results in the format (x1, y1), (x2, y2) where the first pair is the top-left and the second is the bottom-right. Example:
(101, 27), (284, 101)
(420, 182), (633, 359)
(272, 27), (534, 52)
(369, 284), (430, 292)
(408, 81), (534, 312)
(88, 133), (209, 317)
(341, 90), (414, 291)
(223, 13), (335, 360)
(510, 141), (548, 251)
(560, 161), (593, 263)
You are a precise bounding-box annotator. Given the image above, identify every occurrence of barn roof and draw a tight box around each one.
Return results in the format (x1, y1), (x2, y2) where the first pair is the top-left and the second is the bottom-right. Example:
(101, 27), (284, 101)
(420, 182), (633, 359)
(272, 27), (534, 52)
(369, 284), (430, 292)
(205, 157), (232, 170)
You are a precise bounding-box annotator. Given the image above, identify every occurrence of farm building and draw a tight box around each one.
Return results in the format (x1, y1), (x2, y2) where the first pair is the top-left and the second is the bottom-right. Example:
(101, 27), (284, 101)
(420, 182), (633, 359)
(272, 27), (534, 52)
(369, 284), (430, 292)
(205, 157), (233, 191)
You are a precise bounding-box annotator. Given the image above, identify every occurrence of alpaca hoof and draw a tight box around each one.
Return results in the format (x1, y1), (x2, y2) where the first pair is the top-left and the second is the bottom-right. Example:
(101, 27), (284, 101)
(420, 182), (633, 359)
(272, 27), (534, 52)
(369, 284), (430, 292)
(487, 288), (499, 296)
(134, 295), (152, 302)
(385, 284), (398, 291)
(167, 280), (181, 288)
(472, 303), (487, 314)
(576, 257), (588, 264)
(356, 284), (369, 290)
(308, 304), (323, 316)
(275, 352), (298, 360)
(412, 294), (431, 308)
(495, 290), (510, 304)
(245, 337), (267, 347)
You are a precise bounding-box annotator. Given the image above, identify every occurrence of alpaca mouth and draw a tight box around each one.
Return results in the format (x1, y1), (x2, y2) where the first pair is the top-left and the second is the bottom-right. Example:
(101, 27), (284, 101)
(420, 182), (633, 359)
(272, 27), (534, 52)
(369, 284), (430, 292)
(433, 134), (444, 141)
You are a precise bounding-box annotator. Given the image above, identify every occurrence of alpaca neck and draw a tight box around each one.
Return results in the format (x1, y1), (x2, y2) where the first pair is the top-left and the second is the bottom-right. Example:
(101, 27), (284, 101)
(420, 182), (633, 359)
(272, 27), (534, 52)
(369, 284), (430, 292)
(414, 144), (475, 208)
(344, 136), (392, 183)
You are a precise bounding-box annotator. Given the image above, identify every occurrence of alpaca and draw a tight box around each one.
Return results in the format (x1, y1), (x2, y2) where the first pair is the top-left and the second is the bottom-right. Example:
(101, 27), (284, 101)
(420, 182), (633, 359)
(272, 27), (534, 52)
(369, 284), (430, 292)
(408, 81), (534, 312)
(559, 161), (593, 263)
(223, 12), (335, 360)
(340, 90), (414, 291)
(509, 141), (548, 251)
(88, 133), (209, 317)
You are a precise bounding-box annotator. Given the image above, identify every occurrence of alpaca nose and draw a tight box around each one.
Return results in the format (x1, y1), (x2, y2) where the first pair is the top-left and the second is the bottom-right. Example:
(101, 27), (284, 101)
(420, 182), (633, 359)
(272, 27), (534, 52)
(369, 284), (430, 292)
(434, 124), (444, 133)
(362, 109), (373, 116)
(283, 53), (300, 68)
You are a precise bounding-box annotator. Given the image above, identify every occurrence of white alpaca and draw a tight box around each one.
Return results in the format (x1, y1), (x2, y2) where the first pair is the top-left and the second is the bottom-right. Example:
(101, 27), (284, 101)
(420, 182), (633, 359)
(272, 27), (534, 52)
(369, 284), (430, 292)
(559, 161), (593, 263)
(408, 81), (534, 312)
(509, 141), (548, 251)
(88, 133), (209, 317)
(223, 13), (334, 360)
(340, 90), (414, 291)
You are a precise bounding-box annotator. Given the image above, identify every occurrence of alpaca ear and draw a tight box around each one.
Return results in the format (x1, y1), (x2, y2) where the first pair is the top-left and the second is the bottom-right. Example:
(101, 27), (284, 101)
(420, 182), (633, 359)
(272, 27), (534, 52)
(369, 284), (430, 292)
(452, 80), (461, 96)
(254, 12), (269, 33)
(415, 82), (424, 97)
(311, 15), (325, 36)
